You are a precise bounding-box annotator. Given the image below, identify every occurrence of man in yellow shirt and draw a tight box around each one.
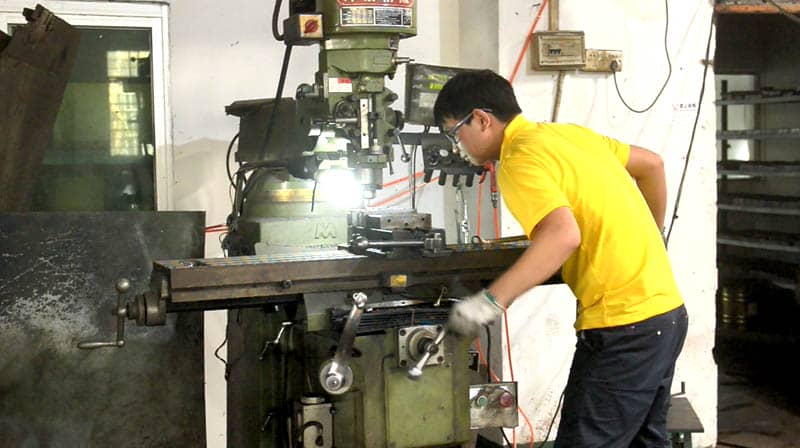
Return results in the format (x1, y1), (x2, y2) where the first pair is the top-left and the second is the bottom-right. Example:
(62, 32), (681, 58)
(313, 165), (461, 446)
(434, 70), (687, 447)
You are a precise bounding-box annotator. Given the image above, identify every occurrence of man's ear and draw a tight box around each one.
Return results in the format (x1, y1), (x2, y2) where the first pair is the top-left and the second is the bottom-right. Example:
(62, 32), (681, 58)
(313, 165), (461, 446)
(473, 108), (492, 131)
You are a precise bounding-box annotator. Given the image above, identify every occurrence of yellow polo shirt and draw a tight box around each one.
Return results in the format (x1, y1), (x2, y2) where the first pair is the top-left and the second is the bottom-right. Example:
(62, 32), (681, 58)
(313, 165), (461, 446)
(497, 115), (683, 331)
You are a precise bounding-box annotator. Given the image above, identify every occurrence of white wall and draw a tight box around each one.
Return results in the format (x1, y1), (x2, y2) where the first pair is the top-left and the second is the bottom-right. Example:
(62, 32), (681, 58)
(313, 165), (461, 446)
(494, 1), (718, 446)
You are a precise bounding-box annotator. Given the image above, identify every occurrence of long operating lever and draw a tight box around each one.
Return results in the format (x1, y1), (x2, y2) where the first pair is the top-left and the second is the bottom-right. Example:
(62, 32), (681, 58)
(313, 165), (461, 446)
(407, 327), (447, 380)
(320, 292), (367, 394)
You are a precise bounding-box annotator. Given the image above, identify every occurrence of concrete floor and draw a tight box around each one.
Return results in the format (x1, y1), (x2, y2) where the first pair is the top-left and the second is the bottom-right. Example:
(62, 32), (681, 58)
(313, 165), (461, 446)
(718, 371), (800, 448)
(715, 288), (800, 448)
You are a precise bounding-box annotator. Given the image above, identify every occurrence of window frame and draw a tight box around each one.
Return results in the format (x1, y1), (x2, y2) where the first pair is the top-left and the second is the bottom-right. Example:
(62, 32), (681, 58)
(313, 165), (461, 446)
(0, 1), (173, 210)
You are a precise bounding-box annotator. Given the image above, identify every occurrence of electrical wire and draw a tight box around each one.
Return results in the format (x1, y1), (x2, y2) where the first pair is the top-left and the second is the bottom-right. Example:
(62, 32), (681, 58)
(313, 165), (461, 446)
(611, 0), (672, 114)
(232, 43), (293, 219)
(483, 326), (513, 447)
(484, 325), (492, 383)
(543, 389), (565, 443)
(665, 9), (715, 246)
(411, 126), (429, 209)
(311, 179), (318, 212)
(369, 175), (439, 208)
(474, 327), (534, 448)
(213, 332), (228, 378)
(411, 144), (418, 209)
(226, 133), (239, 188)
(260, 44), (293, 155)
(764, 0), (800, 26)
(272, 0), (285, 41)
(508, 0), (549, 84)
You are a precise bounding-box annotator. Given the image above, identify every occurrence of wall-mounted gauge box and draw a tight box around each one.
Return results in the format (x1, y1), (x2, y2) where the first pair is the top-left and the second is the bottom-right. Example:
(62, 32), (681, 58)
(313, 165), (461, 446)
(531, 31), (586, 70)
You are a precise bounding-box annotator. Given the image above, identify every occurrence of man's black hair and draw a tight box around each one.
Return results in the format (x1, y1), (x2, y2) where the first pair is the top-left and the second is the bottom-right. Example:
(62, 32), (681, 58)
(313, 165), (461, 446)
(433, 69), (522, 126)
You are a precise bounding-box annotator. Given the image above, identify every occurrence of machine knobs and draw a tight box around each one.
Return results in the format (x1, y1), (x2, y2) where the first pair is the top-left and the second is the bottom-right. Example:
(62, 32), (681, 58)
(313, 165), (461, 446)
(407, 327), (446, 380)
(116, 278), (130, 293)
(351, 292), (368, 309)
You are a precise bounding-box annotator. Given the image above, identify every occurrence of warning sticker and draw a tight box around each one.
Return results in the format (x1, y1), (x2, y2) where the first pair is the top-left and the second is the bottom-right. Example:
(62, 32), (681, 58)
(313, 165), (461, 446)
(341, 7), (413, 27)
(329, 77), (353, 93)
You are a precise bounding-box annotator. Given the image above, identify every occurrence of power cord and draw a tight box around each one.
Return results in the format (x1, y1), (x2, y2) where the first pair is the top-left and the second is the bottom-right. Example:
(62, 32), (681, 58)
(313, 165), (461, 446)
(272, 0), (285, 41)
(482, 325), (514, 446)
(543, 389), (565, 443)
(611, 0), (671, 113)
(665, 10), (715, 245)
(225, 133), (239, 188)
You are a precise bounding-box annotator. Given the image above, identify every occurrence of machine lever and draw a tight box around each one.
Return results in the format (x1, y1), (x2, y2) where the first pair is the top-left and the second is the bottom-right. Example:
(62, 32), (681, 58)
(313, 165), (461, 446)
(407, 328), (447, 380)
(77, 279), (130, 349)
(320, 292), (367, 394)
(258, 321), (293, 360)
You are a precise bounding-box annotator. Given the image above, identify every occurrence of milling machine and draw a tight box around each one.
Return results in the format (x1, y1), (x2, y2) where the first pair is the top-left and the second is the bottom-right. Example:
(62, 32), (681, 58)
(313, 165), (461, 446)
(80, 1), (532, 446)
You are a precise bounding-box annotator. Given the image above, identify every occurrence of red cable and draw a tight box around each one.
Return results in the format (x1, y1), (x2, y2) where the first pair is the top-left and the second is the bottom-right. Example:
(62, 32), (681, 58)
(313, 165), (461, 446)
(488, 162), (500, 238)
(382, 171), (425, 189)
(476, 181), (484, 238)
(474, 338), (502, 383)
(498, 1), (549, 441)
(508, 0), (549, 84)
(205, 224), (228, 233)
(474, 330), (535, 448)
(369, 176), (439, 208)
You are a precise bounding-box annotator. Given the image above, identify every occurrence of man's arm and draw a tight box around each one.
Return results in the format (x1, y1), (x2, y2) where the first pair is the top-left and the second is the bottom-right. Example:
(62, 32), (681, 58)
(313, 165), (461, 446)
(487, 206), (581, 306)
(626, 145), (667, 230)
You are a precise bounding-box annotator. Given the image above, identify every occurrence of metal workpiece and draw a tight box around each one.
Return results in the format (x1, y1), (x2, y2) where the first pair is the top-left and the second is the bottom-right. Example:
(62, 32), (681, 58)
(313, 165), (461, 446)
(350, 209), (432, 230)
(320, 292), (368, 394)
(346, 231), (449, 256)
(345, 209), (452, 257)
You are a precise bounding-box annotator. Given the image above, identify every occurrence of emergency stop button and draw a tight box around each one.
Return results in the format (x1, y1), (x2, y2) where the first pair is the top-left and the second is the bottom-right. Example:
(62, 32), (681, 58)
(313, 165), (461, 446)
(499, 391), (515, 408)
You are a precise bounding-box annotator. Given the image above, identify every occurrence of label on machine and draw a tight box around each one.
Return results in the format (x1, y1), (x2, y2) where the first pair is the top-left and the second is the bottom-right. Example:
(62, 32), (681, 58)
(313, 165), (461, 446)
(337, 0), (414, 7)
(340, 6), (413, 27)
(329, 77), (353, 93)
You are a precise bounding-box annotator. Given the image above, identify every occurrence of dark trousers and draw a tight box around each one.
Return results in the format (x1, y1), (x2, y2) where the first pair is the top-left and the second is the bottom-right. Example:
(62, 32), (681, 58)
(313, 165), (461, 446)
(555, 305), (688, 448)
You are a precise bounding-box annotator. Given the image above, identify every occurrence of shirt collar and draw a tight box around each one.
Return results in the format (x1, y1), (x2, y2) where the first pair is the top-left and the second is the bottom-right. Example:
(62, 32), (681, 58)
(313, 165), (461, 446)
(500, 114), (531, 160)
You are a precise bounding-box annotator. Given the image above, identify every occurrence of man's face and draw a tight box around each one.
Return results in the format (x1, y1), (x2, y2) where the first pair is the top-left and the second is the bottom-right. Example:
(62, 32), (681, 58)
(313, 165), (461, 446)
(442, 110), (487, 166)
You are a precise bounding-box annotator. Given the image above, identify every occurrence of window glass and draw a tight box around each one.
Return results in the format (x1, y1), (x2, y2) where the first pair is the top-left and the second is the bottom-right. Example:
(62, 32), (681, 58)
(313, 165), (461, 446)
(19, 27), (156, 210)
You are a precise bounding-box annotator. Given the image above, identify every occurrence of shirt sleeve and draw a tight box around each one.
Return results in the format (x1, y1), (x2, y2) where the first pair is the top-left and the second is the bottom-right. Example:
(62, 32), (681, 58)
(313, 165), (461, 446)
(498, 156), (571, 239)
(603, 134), (631, 167)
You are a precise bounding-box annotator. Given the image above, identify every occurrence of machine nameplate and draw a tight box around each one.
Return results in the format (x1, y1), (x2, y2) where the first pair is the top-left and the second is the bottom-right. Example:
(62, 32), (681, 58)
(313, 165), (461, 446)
(337, 0), (414, 7)
(341, 7), (413, 27)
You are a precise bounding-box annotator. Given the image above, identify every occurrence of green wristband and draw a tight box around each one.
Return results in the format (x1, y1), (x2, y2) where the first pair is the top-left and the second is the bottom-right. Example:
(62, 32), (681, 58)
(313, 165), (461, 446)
(482, 289), (503, 309)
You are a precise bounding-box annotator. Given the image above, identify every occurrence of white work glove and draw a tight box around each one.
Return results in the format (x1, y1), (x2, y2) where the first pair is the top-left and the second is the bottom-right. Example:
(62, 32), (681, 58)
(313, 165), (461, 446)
(447, 289), (504, 338)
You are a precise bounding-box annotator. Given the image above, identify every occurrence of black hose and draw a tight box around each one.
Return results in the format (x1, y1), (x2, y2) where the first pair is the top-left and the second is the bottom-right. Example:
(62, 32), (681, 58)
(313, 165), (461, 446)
(272, 0), (285, 41)
(226, 133), (239, 188)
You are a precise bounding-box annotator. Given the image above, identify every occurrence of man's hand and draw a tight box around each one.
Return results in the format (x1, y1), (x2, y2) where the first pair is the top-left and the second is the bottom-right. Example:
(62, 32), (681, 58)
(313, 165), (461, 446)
(447, 289), (504, 338)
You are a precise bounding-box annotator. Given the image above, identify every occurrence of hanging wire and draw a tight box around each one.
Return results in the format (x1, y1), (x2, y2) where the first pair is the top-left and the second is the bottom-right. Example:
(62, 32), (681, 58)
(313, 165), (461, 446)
(665, 10), (715, 245)
(612, 0), (672, 113)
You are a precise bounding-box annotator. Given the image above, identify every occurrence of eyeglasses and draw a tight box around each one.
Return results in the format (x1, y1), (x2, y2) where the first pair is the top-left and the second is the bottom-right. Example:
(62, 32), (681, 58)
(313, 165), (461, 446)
(443, 108), (492, 146)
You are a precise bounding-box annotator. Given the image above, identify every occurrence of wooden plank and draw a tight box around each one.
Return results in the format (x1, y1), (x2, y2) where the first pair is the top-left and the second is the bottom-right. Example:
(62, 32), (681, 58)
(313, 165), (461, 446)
(716, 2), (800, 14)
(0, 6), (80, 211)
